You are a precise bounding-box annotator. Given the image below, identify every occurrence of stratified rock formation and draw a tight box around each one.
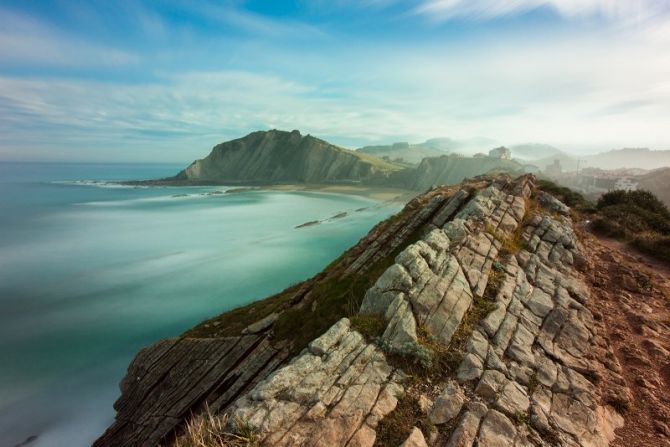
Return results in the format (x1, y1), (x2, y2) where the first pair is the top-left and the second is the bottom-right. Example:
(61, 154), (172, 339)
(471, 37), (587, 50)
(96, 175), (634, 447)
(169, 129), (402, 184)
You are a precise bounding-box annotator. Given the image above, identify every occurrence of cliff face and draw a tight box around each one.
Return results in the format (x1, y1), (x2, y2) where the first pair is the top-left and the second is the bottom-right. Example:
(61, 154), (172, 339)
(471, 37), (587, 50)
(173, 130), (402, 184)
(380, 155), (524, 191)
(96, 175), (644, 447)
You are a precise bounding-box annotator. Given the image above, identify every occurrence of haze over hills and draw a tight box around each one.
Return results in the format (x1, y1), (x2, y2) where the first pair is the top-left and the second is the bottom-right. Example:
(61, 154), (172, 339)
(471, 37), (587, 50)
(508, 143), (565, 161)
(357, 141), (448, 165)
(357, 137), (497, 164)
(509, 146), (670, 172)
(152, 130), (532, 190)
(584, 148), (670, 171)
(379, 154), (525, 191)
(147, 129), (670, 196)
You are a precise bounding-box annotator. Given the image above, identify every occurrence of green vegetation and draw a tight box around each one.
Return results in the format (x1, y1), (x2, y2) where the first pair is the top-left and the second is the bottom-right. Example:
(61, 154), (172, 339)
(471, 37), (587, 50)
(373, 393), (434, 447)
(376, 337), (435, 371)
(511, 411), (530, 427)
(606, 397), (631, 414)
(273, 226), (425, 354)
(527, 373), (539, 395)
(536, 179), (594, 213)
(172, 406), (259, 447)
(184, 283), (303, 338)
(350, 314), (386, 340)
(486, 224), (523, 259)
(592, 189), (670, 263)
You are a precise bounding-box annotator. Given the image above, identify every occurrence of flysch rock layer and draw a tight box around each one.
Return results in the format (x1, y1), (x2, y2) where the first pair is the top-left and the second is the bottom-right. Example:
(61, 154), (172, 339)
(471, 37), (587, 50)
(97, 175), (627, 447)
(95, 182), (467, 447)
(224, 175), (623, 447)
(230, 318), (404, 447)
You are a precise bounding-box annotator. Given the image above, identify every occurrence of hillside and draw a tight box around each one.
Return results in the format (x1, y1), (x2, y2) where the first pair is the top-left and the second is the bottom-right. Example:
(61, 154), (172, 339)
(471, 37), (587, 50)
(357, 141), (447, 165)
(381, 154), (524, 190)
(638, 167), (670, 205)
(357, 138), (466, 164)
(94, 174), (670, 447)
(168, 130), (403, 185)
(509, 143), (564, 161)
(586, 148), (670, 171)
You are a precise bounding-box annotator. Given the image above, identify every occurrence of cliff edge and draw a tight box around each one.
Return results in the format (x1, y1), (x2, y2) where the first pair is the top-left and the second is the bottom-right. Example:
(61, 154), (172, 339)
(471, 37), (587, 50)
(95, 174), (668, 447)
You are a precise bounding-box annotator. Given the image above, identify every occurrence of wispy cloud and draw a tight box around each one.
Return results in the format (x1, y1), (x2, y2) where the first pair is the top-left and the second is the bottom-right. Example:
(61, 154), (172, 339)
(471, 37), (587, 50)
(0, 8), (139, 67)
(415, 0), (670, 24)
(1, 1), (670, 161)
(3, 23), (670, 162)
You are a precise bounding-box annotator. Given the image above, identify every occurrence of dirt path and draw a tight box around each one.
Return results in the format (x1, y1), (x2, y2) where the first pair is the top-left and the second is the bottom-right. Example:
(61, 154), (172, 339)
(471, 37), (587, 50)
(578, 228), (670, 445)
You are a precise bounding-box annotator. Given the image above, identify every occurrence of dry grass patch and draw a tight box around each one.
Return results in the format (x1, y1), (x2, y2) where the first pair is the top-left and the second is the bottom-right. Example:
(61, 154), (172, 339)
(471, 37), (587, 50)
(172, 407), (258, 447)
(373, 393), (434, 447)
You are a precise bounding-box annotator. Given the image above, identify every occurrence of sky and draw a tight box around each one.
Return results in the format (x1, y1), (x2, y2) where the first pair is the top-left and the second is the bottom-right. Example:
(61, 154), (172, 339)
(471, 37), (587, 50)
(1, 0), (670, 162)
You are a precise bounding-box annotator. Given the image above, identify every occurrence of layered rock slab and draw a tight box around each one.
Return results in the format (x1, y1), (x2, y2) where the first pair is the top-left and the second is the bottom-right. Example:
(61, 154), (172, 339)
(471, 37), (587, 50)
(97, 175), (628, 447)
(230, 318), (404, 447)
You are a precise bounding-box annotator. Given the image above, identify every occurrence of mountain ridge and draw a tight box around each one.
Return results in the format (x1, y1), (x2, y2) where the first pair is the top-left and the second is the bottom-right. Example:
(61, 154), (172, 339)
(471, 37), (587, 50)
(171, 129), (403, 185)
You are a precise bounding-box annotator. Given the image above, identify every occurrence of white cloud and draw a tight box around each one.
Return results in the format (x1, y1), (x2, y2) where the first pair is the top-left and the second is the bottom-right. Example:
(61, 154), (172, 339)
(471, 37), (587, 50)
(1, 4), (670, 161)
(415, 0), (670, 24)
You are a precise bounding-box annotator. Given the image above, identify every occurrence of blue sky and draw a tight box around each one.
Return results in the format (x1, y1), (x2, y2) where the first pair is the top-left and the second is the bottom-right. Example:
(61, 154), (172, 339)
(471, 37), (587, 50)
(1, 0), (669, 162)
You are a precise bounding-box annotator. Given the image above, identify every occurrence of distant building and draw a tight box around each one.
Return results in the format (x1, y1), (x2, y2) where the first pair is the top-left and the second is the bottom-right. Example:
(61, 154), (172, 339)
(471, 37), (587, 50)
(473, 152), (487, 158)
(521, 164), (541, 174)
(613, 178), (639, 191)
(545, 159), (562, 177)
(391, 142), (410, 150)
(488, 146), (511, 160)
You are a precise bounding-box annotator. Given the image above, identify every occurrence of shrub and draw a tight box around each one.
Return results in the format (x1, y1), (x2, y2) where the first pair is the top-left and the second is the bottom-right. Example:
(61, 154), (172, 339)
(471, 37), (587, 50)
(592, 189), (670, 263)
(350, 314), (387, 340)
(374, 393), (434, 447)
(536, 179), (591, 211)
(172, 407), (258, 447)
(375, 339), (434, 370)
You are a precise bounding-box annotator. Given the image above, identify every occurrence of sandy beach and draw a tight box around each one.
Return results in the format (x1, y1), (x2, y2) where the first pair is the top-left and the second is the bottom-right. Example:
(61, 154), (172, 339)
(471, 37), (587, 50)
(263, 183), (416, 202)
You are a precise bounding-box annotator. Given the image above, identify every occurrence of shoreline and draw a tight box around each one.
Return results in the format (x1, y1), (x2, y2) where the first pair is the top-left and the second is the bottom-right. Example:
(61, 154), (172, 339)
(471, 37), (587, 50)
(260, 184), (415, 202)
(122, 179), (417, 203)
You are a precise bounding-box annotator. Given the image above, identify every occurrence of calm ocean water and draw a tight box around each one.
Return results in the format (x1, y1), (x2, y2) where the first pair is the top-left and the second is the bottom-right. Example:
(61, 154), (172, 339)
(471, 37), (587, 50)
(0, 162), (401, 447)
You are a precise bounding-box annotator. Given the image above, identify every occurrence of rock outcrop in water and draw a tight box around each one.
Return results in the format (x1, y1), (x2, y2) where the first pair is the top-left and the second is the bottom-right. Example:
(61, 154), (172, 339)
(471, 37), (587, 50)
(96, 174), (639, 447)
(168, 130), (402, 185)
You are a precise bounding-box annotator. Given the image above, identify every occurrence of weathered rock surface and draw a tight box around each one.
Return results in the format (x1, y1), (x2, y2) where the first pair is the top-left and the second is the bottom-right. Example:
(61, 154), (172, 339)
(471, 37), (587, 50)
(230, 318), (404, 447)
(96, 175), (634, 447)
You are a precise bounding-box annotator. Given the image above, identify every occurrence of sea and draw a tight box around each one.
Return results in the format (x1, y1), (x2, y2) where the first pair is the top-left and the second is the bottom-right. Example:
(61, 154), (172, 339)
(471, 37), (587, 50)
(0, 162), (402, 447)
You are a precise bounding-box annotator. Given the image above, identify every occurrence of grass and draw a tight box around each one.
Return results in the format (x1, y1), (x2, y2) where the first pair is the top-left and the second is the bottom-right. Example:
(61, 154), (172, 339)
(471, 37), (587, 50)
(350, 314), (386, 340)
(172, 407), (258, 447)
(373, 393), (435, 447)
(485, 224), (523, 259)
(527, 373), (539, 395)
(511, 411), (530, 427)
(606, 397), (631, 414)
(273, 226), (426, 354)
(183, 283), (303, 338)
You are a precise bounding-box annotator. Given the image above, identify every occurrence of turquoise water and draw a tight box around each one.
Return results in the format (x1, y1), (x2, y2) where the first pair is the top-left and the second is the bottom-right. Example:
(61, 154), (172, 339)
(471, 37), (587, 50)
(0, 162), (401, 447)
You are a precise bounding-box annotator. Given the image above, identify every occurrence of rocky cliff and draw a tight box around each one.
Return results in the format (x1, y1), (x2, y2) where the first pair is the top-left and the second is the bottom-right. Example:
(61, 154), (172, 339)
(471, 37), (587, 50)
(169, 130), (402, 184)
(96, 174), (652, 447)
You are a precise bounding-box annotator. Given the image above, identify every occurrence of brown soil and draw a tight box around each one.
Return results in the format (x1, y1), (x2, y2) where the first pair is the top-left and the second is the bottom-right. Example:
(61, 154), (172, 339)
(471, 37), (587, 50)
(579, 228), (670, 446)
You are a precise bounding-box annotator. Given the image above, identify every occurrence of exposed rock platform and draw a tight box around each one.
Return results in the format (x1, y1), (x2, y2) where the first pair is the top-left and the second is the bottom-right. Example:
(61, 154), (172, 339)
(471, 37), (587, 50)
(96, 175), (655, 447)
